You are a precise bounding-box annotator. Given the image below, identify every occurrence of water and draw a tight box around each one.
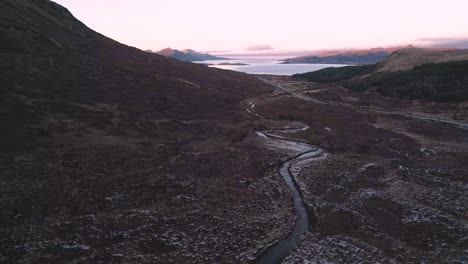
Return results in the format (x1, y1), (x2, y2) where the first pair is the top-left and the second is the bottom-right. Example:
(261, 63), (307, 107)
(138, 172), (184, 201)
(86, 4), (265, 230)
(256, 130), (325, 264)
(194, 59), (349, 75)
(247, 104), (328, 263)
(253, 125), (326, 264)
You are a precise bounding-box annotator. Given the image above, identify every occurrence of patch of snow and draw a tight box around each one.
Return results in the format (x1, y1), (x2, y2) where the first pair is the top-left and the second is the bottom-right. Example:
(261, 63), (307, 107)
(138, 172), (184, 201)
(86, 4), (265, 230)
(61, 243), (90, 250)
(402, 209), (432, 224)
(246, 102), (264, 118)
(420, 148), (436, 156)
(105, 194), (124, 201)
(255, 131), (270, 140)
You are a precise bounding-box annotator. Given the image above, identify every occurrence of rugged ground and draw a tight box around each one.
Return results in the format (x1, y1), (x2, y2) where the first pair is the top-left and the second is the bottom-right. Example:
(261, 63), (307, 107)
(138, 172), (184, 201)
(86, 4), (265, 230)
(2, 1), (467, 264)
(1, 1), (292, 263)
(251, 75), (468, 263)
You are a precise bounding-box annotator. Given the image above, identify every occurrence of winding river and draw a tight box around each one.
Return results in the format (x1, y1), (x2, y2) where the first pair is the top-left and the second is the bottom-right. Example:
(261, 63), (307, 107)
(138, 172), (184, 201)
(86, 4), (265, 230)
(249, 75), (468, 263)
(246, 103), (327, 264)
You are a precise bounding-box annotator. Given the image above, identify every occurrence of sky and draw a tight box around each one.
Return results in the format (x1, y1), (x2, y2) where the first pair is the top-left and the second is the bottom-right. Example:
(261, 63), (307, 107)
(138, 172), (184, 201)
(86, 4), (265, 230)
(54, 0), (468, 57)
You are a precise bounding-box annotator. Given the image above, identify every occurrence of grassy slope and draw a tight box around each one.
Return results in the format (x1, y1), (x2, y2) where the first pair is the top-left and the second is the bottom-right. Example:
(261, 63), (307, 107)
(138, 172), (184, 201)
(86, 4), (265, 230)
(0, 1), (287, 263)
(294, 49), (468, 102)
(0, 0), (269, 152)
(283, 51), (390, 65)
(344, 61), (468, 101)
(293, 65), (375, 83)
(376, 47), (468, 72)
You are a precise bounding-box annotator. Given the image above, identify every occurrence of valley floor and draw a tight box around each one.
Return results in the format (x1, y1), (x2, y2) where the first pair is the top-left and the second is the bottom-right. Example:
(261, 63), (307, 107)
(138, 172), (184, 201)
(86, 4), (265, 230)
(3, 73), (467, 264)
(251, 75), (468, 263)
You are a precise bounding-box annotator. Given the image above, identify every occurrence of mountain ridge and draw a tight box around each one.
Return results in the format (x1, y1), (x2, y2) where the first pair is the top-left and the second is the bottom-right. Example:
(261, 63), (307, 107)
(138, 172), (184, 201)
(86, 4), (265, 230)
(375, 47), (468, 72)
(281, 47), (404, 65)
(294, 47), (468, 101)
(154, 47), (229, 61)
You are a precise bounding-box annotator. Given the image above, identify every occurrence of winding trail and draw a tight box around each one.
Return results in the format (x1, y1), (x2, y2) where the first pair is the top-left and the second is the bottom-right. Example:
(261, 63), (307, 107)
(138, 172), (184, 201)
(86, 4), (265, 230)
(258, 77), (326, 104)
(246, 102), (264, 119)
(258, 76), (468, 130)
(376, 110), (468, 129)
(246, 103), (327, 264)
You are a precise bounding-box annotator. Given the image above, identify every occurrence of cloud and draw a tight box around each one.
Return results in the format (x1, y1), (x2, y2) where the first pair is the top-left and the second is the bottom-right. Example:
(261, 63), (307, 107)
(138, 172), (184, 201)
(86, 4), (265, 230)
(244, 44), (274, 51)
(413, 37), (468, 49)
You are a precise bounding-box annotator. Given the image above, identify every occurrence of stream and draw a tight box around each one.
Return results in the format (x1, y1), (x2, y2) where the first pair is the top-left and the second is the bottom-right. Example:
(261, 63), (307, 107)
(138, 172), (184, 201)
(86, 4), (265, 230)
(247, 103), (327, 264)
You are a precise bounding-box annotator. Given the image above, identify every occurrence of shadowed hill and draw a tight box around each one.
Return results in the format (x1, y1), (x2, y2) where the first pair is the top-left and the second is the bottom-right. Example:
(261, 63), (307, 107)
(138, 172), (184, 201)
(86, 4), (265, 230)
(281, 48), (400, 65)
(345, 60), (468, 101)
(294, 48), (468, 101)
(376, 47), (468, 72)
(0, 1), (282, 263)
(0, 0), (270, 152)
(292, 64), (376, 83)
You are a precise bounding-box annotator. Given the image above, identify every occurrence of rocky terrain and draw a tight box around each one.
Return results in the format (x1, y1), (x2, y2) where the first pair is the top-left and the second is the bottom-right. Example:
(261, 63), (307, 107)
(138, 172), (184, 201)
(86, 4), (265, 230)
(0, 1), (289, 263)
(1, 1), (467, 264)
(251, 75), (468, 263)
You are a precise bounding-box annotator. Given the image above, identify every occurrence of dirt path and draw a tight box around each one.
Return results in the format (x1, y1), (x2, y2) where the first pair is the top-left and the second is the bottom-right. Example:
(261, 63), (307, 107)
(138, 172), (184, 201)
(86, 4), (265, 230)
(257, 76), (326, 105)
(258, 75), (468, 130)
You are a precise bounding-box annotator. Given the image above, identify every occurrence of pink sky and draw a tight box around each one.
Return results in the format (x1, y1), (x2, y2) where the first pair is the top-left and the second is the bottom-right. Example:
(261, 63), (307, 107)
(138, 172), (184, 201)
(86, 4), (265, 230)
(54, 0), (468, 55)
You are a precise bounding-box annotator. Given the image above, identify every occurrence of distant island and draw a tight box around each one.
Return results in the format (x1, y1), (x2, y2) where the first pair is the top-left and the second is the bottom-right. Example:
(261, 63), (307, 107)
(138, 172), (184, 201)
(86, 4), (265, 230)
(151, 48), (230, 61)
(217, 62), (248, 66)
(281, 47), (404, 65)
(199, 62), (249, 67)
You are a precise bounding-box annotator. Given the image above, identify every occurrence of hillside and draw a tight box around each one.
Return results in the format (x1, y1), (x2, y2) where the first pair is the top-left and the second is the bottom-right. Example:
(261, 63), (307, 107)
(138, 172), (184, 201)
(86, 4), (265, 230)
(345, 61), (468, 101)
(376, 47), (468, 72)
(0, 0), (270, 152)
(282, 47), (400, 65)
(0, 1), (290, 263)
(294, 48), (468, 101)
(3, 1), (468, 263)
(155, 48), (229, 61)
(292, 65), (376, 83)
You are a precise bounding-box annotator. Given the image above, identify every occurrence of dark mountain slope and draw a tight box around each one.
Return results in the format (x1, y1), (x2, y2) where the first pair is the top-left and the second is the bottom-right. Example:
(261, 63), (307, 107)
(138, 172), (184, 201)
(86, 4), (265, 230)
(0, 1), (290, 263)
(375, 47), (468, 72)
(0, 0), (271, 150)
(344, 60), (468, 101)
(282, 48), (399, 65)
(294, 48), (468, 101)
(292, 64), (376, 83)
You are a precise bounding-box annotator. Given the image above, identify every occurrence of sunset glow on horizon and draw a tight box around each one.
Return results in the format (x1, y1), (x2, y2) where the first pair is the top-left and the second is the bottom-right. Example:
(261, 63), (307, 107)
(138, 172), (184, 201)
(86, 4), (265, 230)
(54, 0), (468, 55)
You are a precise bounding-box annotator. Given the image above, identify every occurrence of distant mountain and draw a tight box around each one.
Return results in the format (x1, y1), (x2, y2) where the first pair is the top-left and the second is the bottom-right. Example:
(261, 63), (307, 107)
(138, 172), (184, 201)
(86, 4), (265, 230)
(282, 47), (402, 65)
(154, 48), (229, 61)
(294, 47), (468, 101)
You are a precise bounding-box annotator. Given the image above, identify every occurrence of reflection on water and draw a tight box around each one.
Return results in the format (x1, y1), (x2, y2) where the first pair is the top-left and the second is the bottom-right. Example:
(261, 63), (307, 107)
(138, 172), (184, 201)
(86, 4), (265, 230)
(194, 59), (349, 75)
